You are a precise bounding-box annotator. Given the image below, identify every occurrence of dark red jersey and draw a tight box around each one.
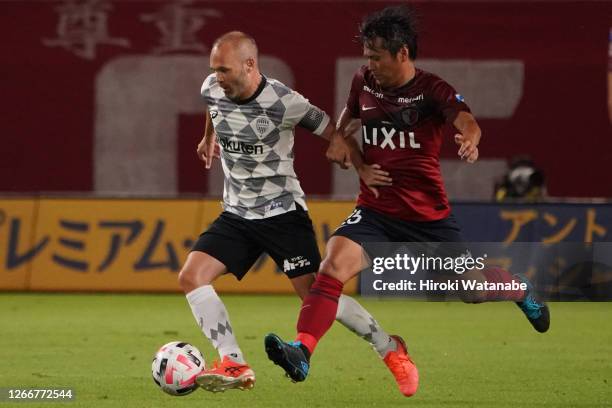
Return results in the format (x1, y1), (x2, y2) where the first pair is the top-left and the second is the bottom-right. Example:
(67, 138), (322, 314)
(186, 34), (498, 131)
(346, 66), (471, 222)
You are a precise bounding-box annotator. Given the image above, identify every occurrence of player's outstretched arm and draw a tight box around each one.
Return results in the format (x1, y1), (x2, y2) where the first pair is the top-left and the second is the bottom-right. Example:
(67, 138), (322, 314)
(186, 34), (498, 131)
(325, 107), (358, 169)
(453, 111), (481, 163)
(327, 107), (393, 198)
(323, 127), (351, 170)
(196, 107), (220, 169)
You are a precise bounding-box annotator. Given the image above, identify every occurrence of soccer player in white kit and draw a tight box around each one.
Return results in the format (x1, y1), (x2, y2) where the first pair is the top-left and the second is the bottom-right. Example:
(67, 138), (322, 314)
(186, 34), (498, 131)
(178, 31), (408, 394)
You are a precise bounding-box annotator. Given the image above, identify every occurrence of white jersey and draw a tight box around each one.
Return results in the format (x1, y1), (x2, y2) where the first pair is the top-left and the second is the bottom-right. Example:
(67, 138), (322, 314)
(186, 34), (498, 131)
(201, 74), (330, 219)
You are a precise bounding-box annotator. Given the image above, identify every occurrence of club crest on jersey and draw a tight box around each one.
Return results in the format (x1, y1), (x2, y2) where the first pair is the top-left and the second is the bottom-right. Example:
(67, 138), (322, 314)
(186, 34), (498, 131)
(362, 126), (421, 150)
(400, 107), (419, 127)
(255, 116), (271, 135)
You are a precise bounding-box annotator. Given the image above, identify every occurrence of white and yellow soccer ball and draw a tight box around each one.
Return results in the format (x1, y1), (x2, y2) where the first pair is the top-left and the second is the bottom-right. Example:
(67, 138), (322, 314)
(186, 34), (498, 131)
(151, 341), (205, 396)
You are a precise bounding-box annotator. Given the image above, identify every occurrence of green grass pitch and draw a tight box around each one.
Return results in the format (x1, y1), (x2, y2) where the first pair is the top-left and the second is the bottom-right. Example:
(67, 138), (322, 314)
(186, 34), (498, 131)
(0, 294), (610, 407)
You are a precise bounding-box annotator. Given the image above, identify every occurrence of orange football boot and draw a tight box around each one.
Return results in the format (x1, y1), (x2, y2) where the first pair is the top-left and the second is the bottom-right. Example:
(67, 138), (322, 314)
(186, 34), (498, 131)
(383, 335), (419, 397)
(196, 356), (255, 393)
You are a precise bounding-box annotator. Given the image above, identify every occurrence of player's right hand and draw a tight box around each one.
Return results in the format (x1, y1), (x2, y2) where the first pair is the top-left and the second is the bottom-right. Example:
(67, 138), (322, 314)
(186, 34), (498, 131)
(197, 136), (220, 169)
(326, 134), (352, 169)
(358, 164), (392, 198)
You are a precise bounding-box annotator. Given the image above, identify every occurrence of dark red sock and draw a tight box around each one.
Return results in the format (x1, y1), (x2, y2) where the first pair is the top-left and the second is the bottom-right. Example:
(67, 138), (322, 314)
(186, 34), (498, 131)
(482, 267), (526, 301)
(295, 274), (344, 355)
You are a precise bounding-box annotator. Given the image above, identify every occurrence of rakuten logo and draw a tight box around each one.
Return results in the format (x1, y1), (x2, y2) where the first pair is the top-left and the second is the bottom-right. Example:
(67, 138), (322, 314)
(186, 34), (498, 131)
(218, 137), (264, 155)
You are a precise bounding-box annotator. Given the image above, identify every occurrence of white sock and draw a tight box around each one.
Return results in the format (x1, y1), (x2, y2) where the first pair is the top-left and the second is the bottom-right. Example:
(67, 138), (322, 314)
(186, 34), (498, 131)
(185, 285), (245, 364)
(336, 295), (397, 357)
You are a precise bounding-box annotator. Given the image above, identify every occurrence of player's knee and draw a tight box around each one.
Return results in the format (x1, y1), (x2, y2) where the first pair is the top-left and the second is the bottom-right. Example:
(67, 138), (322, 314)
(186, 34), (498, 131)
(458, 270), (487, 303)
(177, 267), (197, 293)
(178, 266), (215, 293)
(319, 258), (349, 283)
(458, 289), (487, 304)
(317, 259), (336, 278)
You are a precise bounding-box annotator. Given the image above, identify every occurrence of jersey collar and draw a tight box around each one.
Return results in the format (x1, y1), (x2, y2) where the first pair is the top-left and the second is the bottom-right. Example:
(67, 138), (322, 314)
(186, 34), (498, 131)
(235, 75), (267, 105)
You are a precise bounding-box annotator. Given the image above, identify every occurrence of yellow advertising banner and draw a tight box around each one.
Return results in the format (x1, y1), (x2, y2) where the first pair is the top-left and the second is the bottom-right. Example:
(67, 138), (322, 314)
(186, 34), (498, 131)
(0, 199), (38, 290)
(0, 198), (357, 294)
(29, 198), (202, 291)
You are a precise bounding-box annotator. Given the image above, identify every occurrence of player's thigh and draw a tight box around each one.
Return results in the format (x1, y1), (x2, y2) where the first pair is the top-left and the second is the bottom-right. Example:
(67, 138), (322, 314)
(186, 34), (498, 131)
(333, 206), (393, 243)
(402, 215), (487, 301)
(318, 236), (367, 283)
(188, 213), (263, 283)
(178, 251), (228, 291)
(329, 206), (391, 282)
(395, 213), (465, 243)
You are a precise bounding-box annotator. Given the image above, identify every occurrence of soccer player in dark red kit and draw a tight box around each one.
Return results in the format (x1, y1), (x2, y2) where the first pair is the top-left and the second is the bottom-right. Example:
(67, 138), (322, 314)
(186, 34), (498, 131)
(264, 5), (549, 397)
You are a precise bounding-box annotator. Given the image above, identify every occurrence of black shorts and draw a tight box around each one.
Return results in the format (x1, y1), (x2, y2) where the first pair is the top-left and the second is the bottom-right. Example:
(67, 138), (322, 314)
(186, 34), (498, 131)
(192, 206), (321, 280)
(333, 205), (468, 260)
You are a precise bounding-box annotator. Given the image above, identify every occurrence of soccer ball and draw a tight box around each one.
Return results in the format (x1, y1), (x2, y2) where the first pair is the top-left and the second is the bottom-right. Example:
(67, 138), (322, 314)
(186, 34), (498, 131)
(151, 341), (205, 396)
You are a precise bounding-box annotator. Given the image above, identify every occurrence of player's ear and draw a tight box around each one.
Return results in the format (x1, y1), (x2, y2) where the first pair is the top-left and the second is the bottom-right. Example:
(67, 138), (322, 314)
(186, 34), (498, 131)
(399, 46), (409, 62)
(245, 58), (255, 72)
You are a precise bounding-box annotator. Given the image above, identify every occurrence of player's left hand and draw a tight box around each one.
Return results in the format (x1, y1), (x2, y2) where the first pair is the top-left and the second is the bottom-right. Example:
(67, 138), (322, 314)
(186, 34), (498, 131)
(358, 164), (392, 198)
(455, 134), (479, 164)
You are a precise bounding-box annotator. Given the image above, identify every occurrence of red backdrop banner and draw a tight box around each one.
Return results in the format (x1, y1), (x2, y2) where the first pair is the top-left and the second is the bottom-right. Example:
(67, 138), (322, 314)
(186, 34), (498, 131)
(2, 1), (611, 197)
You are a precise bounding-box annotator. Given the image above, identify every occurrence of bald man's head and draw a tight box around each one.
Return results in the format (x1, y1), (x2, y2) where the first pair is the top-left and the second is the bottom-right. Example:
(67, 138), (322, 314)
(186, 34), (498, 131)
(212, 31), (258, 62)
(209, 31), (261, 101)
